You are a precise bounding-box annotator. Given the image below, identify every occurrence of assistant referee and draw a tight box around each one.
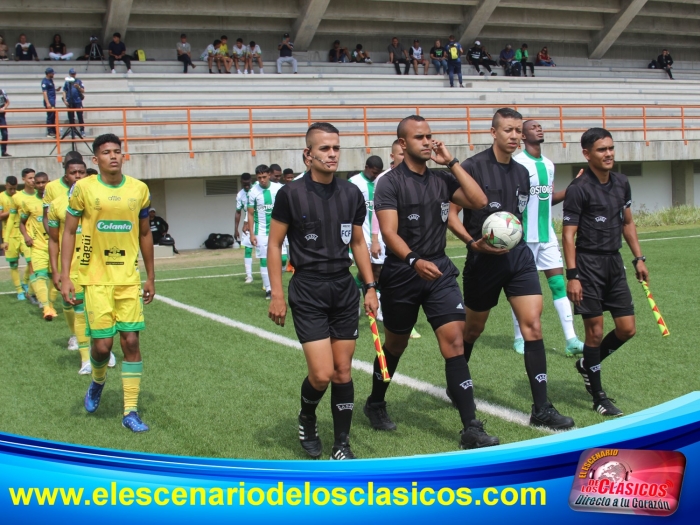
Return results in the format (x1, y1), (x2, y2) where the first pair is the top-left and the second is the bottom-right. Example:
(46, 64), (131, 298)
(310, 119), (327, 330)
(563, 127), (648, 417)
(267, 122), (378, 460)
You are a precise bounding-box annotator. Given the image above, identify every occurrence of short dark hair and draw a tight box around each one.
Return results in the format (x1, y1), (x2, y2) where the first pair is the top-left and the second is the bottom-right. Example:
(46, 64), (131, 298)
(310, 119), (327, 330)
(5, 176), (18, 185)
(237, 38), (243, 43)
(255, 164), (270, 175)
(86, 168), (98, 176)
(397, 115), (426, 138)
(241, 172), (252, 181)
(365, 155), (384, 171)
(521, 43), (528, 48)
(65, 158), (87, 171)
(34, 171), (49, 180)
(283, 168), (294, 175)
(180, 33), (187, 38)
(333, 40), (340, 45)
(249, 41), (256, 47)
(21, 168), (35, 179)
(356, 44), (362, 50)
(221, 35), (227, 40)
(305, 122), (340, 145)
(213, 39), (221, 46)
(392, 139), (401, 147)
(581, 127), (613, 150)
(269, 164), (282, 172)
(113, 32), (121, 38)
(492, 107), (523, 128)
(92, 133), (121, 153)
(63, 150), (82, 168)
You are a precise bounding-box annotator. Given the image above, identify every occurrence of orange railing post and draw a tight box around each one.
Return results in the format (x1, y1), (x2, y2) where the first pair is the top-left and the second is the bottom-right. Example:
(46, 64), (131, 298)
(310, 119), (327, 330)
(248, 108), (256, 156)
(681, 106), (687, 145)
(187, 108), (194, 158)
(466, 106), (473, 150)
(363, 107), (370, 153)
(54, 107), (62, 162)
(122, 108), (130, 160)
(643, 106), (649, 146)
(559, 106), (566, 148)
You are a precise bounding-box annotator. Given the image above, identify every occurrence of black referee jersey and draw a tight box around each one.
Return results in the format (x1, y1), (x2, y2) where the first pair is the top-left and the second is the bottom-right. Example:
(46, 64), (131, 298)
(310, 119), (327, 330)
(374, 161), (461, 259)
(271, 172), (366, 273)
(460, 147), (530, 240)
(562, 169), (632, 254)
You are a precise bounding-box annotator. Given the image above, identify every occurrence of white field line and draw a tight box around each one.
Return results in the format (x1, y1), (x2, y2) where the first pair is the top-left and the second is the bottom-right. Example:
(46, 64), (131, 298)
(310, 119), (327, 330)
(152, 272), (246, 283)
(155, 294), (544, 431)
(637, 234), (700, 242)
(156, 263), (240, 272)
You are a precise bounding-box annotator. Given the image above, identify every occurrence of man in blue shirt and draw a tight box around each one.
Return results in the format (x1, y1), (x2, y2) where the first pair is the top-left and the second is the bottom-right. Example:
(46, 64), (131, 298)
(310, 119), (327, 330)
(499, 44), (515, 75)
(444, 35), (463, 88)
(41, 67), (61, 138)
(63, 68), (85, 137)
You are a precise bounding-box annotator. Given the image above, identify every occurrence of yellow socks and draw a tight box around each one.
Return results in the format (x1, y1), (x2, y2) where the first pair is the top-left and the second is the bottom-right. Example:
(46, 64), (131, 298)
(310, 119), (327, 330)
(74, 304), (90, 364)
(31, 274), (49, 305)
(10, 266), (22, 293)
(122, 361), (143, 415)
(90, 353), (109, 384)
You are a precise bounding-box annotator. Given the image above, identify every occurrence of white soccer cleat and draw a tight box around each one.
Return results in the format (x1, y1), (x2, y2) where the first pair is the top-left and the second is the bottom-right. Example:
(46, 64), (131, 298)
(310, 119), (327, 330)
(111, 69), (116, 74)
(78, 361), (92, 375)
(245, 275), (253, 284)
(108, 352), (116, 368)
(67, 335), (79, 351)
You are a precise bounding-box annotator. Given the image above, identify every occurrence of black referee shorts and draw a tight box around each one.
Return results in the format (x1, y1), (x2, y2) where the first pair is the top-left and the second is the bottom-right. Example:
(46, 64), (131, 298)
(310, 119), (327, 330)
(575, 251), (634, 319)
(462, 242), (541, 312)
(379, 254), (465, 335)
(288, 270), (360, 344)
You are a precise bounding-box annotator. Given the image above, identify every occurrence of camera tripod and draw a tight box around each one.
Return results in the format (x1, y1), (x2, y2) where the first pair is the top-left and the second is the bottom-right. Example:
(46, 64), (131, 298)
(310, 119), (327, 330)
(86, 42), (106, 72)
(49, 112), (92, 157)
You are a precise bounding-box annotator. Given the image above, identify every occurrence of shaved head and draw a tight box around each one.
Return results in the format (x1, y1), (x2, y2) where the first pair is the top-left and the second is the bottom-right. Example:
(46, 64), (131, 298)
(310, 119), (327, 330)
(397, 115), (426, 139)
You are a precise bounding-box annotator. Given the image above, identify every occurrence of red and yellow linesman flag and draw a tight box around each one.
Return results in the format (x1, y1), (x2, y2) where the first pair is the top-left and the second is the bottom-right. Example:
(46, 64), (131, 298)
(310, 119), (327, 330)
(368, 313), (391, 382)
(641, 281), (670, 337)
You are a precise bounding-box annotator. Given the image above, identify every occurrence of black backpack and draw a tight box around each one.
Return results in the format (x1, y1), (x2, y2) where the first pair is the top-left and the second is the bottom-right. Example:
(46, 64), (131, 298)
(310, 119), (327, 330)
(511, 61), (522, 77)
(204, 233), (234, 249)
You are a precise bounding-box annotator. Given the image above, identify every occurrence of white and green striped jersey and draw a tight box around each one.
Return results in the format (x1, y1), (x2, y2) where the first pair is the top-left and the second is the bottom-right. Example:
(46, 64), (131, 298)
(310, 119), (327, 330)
(236, 188), (250, 212)
(247, 181), (283, 236)
(348, 171), (376, 243)
(513, 150), (557, 243)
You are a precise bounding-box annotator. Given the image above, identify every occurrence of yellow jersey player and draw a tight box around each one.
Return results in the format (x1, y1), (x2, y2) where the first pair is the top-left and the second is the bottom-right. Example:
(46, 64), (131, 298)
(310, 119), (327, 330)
(4, 170), (36, 300)
(0, 175), (27, 300)
(61, 133), (155, 433)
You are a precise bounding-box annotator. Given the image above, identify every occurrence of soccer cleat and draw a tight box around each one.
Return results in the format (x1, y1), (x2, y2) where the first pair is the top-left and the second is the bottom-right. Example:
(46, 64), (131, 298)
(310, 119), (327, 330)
(363, 397), (397, 431)
(410, 327), (421, 339)
(298, 412), (322, 458)
(21, 283), (29, 294)
(84, 380), (105, 413)
(513, 337), (524, 355)
(67, 335), (79, 351)
(17, 292), (26, 301)
(27, 294), (39, 306)
(122, 411), (149, 432)
(78, 361), (92, 375)
(460, 420), (500, 449)
(330, 433), (356, 460)
(244, 275), (253, 284)
(530, 402), (575, 430)
(593, 392), (623, 417)
(43, 305), (57, 321)
(265, 290), (272, 300)
(108, 352), (116, 368)
(565, 337), (584, 357)
(575, 358), (593, 395)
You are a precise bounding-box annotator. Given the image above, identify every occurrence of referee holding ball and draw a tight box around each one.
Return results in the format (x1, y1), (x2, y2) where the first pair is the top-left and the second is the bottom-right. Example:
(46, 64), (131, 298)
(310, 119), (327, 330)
(267, 122), (378, 460)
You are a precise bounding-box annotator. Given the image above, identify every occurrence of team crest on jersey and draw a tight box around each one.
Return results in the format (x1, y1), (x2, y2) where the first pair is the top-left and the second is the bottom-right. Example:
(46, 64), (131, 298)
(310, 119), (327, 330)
(340, 223), (352, 244)
(517, 192), (529, 213)
(489, 202), (501, 209)
(408, 214), (420, 220)
(305, 233), (318, 241)
(127, 198), (137, 211)
(440, 202), (449, 222)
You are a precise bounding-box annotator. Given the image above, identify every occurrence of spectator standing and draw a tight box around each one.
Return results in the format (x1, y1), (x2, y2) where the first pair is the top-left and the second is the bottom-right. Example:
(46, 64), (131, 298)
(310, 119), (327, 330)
(351, 44), (371, 63)
(277, 33), (297, 74)
(430, 39), (447, 74)
(329, 40), (350, 63)
(0, 35), (8, 60)
(218, 36), (233, 73)
(409, 40), (429, 75)
(176, 34), (195, 74)
(49, 34), (73, 60)
(467, 40), (496, 76)
(387, 37), (410, 75)
(444, 35), (464, 88)
(232, 38), (248, 74)
(41, 67), (61, 138)
(515, 43), (534, 77)
(536, 47), (555, 67)
(499, 44), (515, 75)
(657, 49), (674, 79)
(108, 33), (132, 74)
(0, 87), (10, 157)
(247, 41), (264, 74)
(15, 34), (39, 61)
(62, 68), (85, 137)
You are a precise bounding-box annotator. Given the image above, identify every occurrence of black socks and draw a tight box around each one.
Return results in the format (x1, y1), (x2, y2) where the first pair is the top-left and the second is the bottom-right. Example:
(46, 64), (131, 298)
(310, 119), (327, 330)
(300, 376), (326, 416)
(331, 380), (354, 445)
(368, 349), (401, 403)
(445, 356), (477, 426)
(524, 339), (549, 409)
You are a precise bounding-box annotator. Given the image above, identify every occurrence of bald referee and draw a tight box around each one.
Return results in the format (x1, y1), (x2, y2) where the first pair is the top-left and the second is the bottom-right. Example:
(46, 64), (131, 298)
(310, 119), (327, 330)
(370, 115), (500, 450)
(267, 122), (378, 460)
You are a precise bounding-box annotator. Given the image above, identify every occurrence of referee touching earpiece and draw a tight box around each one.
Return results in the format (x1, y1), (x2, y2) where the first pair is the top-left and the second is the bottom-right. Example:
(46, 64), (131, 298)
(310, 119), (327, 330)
(267, 122), (378, 460)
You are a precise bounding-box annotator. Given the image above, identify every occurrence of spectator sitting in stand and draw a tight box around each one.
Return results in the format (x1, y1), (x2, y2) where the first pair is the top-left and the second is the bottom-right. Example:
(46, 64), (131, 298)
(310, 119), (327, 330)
(218, 35), (233, 73)
(231, 38), (248, 74)
(430, 39), (447, 74)
(351, 44), (371, 63)
(201, 39), (223, 74)
(149, 209), (179, 254)
(329, 40), (351, 63)
(246, 41), (264, 74)
(657, 49), (674, 79)
(467, 40), (496, 76)
(108, 33), (132, 74)
(409, 39), (429, 75)
(536, 47), (555, 67)
(15, 34), (39, 61)
(0, 35), (8, 61)
(277, 33), (297, 74)
(79, 37), (103, 61)
(176, 33), (195, 74)
(387, 37), (410, 75)
(499, 44), (515, 74)
(515, 43), (534, 77)
(480, 44), (499, 70)
(49, 34), (73, 60)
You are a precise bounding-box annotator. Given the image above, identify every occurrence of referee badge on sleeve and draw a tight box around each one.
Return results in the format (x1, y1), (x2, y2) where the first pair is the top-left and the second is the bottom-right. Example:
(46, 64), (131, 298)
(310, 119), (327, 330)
(440, 202), (449, 222)
(340, 223), (352, 244)
(517, 192), (529, 214)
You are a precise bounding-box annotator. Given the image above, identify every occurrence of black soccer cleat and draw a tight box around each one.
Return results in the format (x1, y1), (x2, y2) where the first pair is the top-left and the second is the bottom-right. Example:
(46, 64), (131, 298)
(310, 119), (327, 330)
(330, 433), (356, 460)
(593, 392), (624, 417)
(298, 412), (322, 458)
(575, 358), (593, 396)
(530, 402), (576, 430)
(363, 397), (397, 431)
(460, 420), (500, 449)
(265, 290), (272, 300)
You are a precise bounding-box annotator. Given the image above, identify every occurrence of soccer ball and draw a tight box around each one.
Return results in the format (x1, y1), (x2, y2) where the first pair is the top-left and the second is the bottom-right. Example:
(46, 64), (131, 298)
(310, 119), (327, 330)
(482, 212), (523, 250)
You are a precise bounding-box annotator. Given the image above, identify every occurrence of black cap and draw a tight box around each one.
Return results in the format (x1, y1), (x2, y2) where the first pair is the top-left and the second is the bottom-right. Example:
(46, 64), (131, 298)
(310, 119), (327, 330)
(283, 33), (290, 38)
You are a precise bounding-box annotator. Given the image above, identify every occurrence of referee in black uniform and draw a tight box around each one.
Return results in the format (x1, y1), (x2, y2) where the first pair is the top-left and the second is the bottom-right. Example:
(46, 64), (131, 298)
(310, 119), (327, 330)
(563, 127), (648, 417)
(267, 122), (378, 460)
(448, 108), (574, 431)
(370, 115), (501, 450)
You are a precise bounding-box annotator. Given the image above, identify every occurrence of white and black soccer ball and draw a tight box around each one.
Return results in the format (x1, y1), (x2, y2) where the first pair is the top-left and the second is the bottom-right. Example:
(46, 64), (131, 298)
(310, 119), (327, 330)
(482, 211), (523, 250)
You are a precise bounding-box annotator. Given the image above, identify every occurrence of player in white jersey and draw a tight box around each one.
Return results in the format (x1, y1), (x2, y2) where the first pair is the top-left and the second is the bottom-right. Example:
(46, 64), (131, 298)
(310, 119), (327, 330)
(512, 120), (584, 356)
(349, 156), (385, 319)
(248, 164), (284, 299)
(235, 173), (254, 283)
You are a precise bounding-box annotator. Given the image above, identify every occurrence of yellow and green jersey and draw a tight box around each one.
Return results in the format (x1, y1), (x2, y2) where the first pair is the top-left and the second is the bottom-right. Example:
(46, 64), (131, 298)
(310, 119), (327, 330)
(18, 190), (48, 250)
(43, 177), (71, 210)
(47, 191), (83, 276)
(0, 190), (19, 241)
(67, 174), (150, 285)
(247, 181), (282, 237)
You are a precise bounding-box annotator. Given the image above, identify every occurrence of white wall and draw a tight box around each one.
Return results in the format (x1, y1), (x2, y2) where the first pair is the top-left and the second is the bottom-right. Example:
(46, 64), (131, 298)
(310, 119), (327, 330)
(164, 178), (238, 250)
(695, 174), (700, 206)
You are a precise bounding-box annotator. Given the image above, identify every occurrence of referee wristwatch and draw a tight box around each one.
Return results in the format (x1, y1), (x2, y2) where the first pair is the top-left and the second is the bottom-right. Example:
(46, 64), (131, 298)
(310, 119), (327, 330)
(447, 158), (460, 169)
(632, 256), (646, 267)
(363, 281), (378, 294)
